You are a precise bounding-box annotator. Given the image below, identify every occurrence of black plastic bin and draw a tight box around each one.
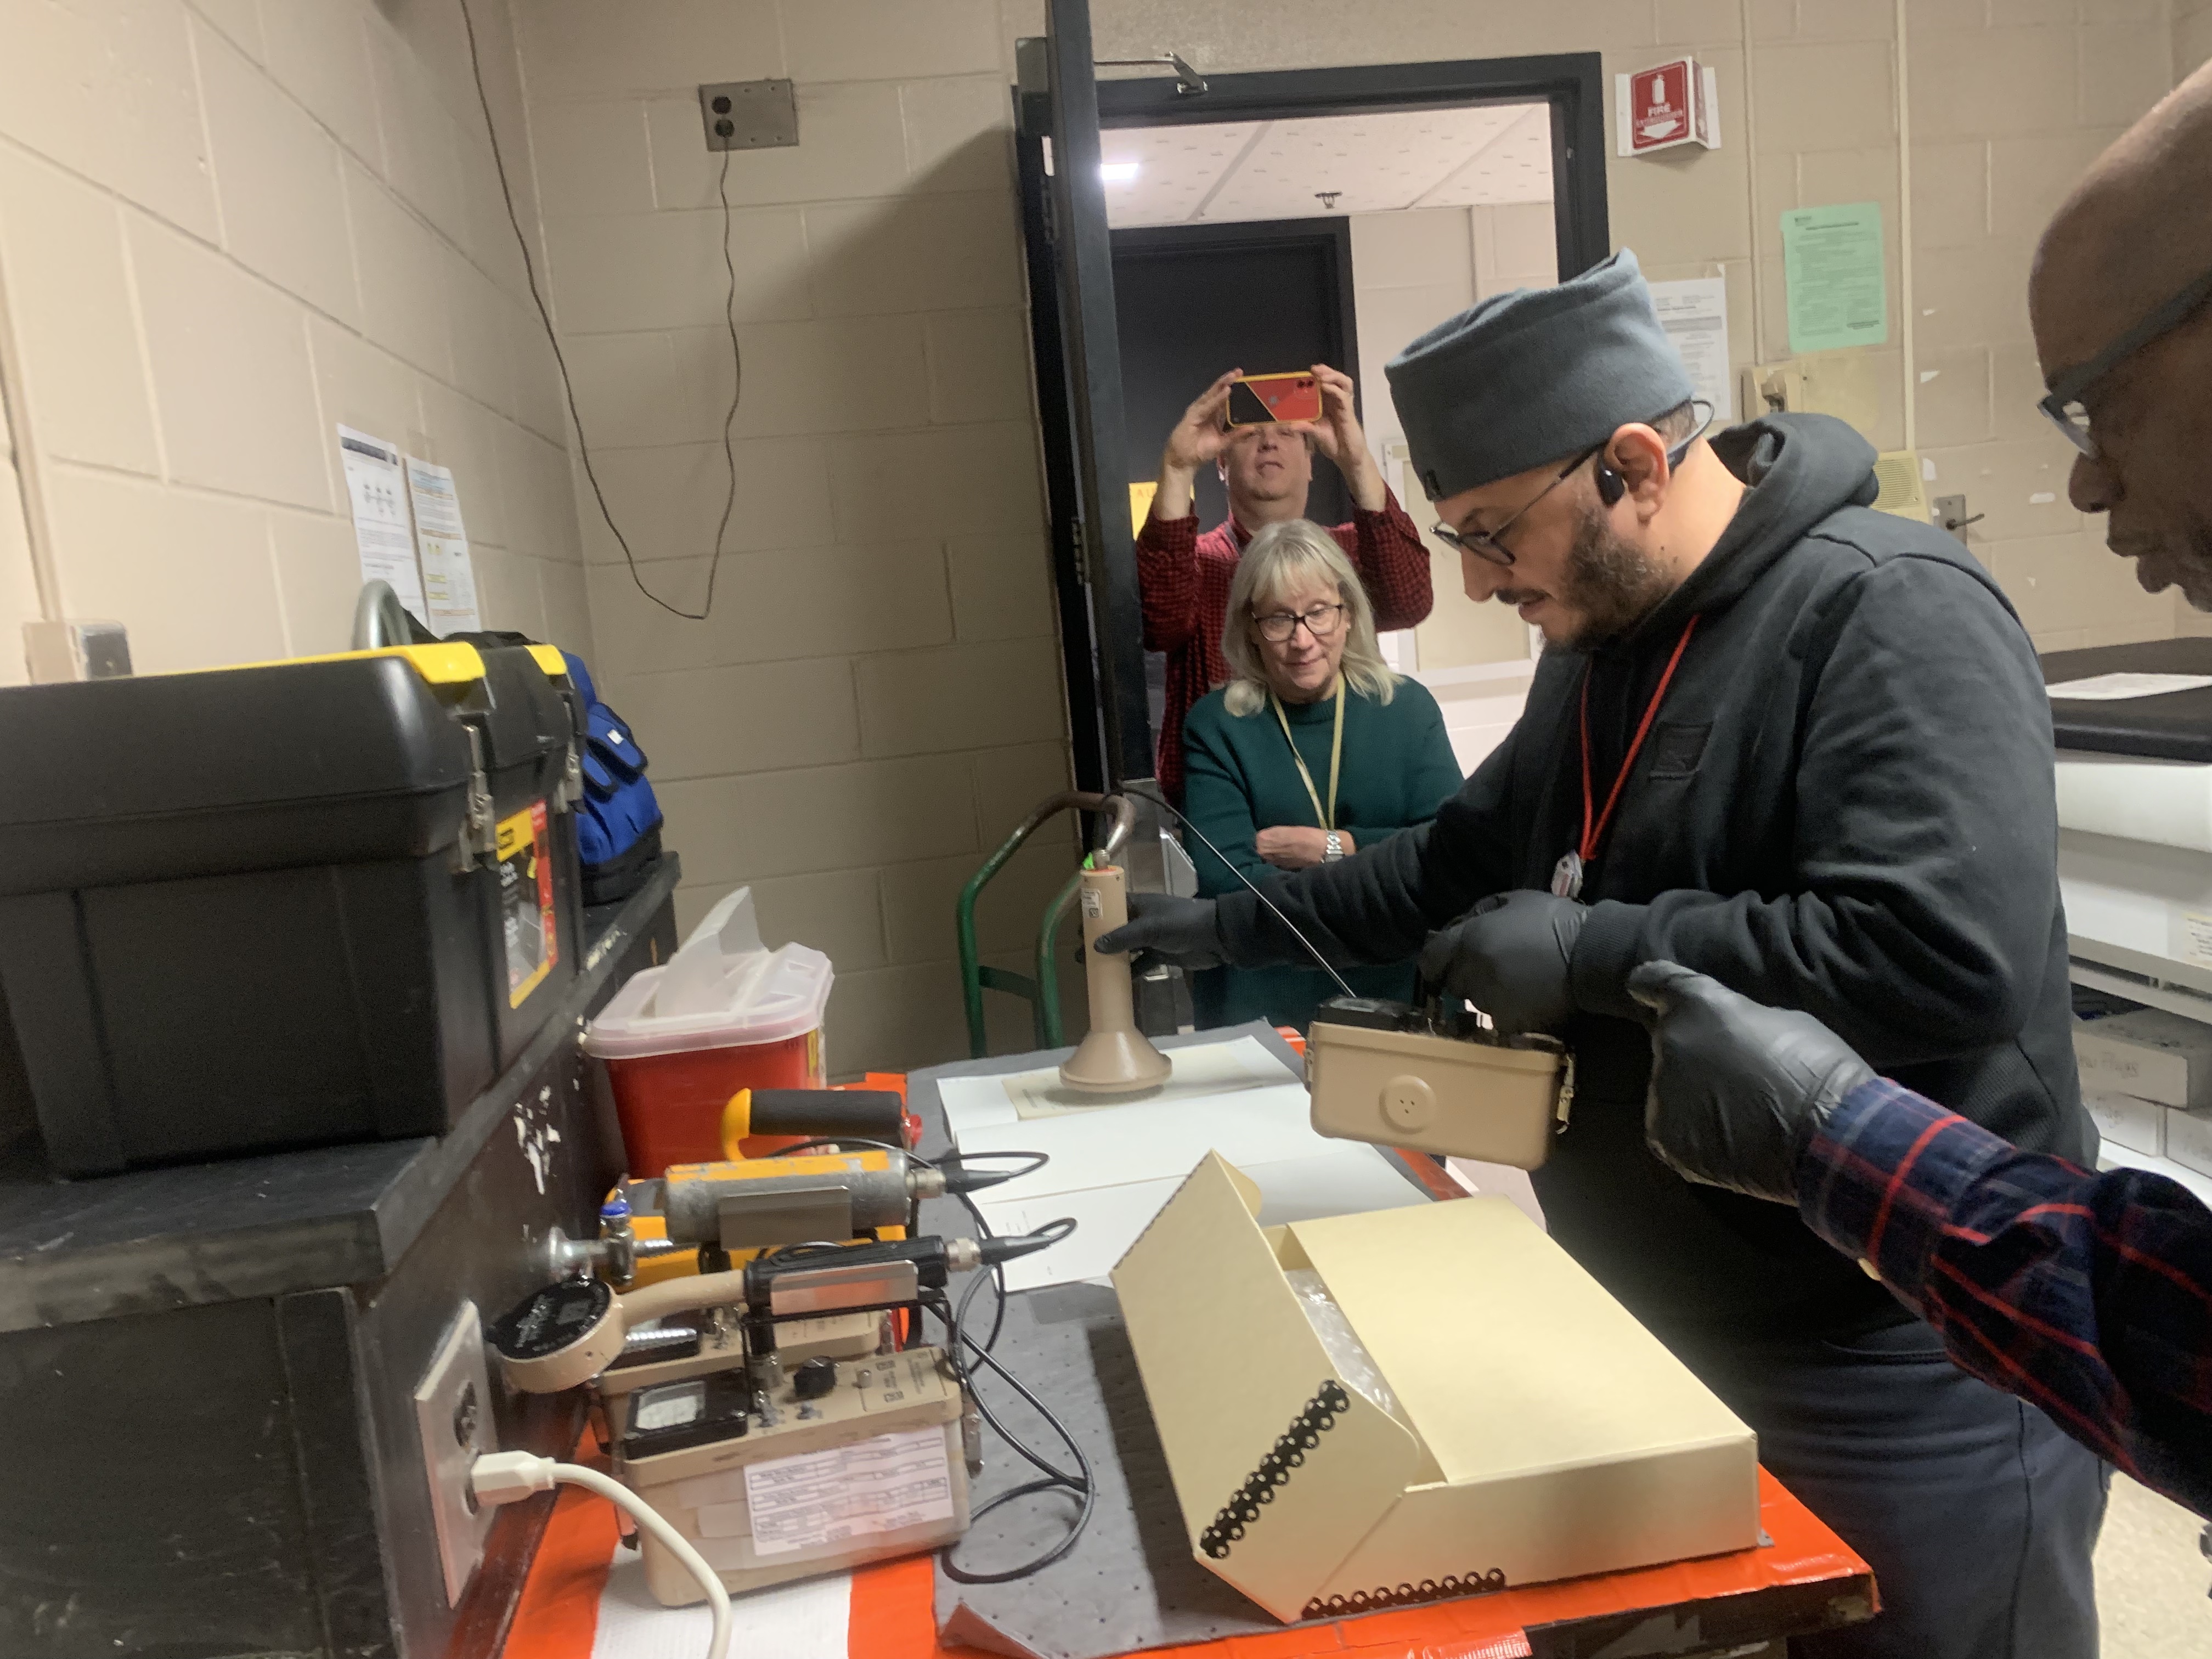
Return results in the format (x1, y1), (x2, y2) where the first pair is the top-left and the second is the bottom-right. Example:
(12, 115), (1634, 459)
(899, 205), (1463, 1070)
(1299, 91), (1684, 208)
(0, 642), (585, 1175)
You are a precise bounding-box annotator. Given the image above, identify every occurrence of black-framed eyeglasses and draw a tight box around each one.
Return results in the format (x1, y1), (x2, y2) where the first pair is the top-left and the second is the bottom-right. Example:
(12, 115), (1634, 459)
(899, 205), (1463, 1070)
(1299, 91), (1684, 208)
(1429, 402), (1714, 568)
(2038, 263), (2212, 458)
(1430, 443), (1605, 568)
(1251, 602), (1346, 643)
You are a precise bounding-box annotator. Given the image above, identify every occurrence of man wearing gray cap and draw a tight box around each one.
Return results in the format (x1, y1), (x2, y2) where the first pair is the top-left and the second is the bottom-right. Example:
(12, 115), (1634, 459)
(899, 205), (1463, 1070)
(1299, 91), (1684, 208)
(1099, 248), (2104, 1655)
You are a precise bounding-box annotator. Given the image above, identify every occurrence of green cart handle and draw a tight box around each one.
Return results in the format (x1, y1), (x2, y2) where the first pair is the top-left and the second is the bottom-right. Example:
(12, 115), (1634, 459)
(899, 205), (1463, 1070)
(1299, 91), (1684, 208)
(957, 792), (1137, 1059)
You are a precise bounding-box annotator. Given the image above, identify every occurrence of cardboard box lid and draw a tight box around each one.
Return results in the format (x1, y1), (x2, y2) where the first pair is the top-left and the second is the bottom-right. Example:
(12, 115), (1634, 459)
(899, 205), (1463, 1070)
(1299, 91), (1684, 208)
(1113, 1156), (1427, 1601)
(1114, 1153), (1756, 1621)
(1286, 1200), (1752, 1486)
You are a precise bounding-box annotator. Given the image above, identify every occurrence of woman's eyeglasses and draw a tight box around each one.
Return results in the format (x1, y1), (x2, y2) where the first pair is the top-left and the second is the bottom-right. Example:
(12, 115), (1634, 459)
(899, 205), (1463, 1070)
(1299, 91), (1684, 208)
(1251, 602), (1347, 643)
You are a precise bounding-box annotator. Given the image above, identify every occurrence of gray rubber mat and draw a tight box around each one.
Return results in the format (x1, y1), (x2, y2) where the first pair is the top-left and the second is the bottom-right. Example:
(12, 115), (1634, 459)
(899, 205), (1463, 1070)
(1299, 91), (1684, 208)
(906, 1026), (1404, 1659)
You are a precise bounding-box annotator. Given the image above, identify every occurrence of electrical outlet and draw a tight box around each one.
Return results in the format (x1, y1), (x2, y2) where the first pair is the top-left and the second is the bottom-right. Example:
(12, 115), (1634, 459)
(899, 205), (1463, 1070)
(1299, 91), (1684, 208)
(414, 1302), (498, 1606)
(698, 80), (799, 152)
(24, 619), (131, 682)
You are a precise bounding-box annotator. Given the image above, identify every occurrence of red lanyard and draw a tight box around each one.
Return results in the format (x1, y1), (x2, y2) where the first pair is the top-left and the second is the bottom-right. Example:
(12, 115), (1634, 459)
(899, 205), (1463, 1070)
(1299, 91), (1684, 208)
(1577, 616), (1700, 866)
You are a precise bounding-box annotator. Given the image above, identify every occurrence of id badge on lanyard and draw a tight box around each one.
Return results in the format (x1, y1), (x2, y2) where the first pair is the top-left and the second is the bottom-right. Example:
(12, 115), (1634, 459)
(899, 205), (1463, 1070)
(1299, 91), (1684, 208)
(1561, 617), (1700, 905)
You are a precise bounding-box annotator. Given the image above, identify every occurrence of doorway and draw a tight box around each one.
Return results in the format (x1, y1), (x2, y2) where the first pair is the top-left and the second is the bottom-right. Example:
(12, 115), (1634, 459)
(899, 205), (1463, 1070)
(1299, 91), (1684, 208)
(1113, 218), (1359, 742)
(1015, 12), (1610, 797)
(1113, 220), (1358, 537)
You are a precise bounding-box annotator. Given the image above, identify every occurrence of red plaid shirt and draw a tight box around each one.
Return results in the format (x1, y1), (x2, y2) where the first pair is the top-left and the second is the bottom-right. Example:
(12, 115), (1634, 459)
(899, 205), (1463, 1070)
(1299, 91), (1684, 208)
(1805, 1078), (2212, 1516)
(1136, 490), (1433, 799)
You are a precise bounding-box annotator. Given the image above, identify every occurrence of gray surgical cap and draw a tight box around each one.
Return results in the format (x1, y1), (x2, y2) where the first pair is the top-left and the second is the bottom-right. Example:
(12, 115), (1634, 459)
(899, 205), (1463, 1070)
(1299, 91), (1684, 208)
(1384, 249), (1696, 501)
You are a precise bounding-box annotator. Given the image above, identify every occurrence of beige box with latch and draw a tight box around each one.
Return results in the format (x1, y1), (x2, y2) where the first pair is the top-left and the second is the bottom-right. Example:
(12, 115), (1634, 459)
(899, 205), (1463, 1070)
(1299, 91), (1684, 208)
(1305, 1002), (1573, 1167)
(1113, 1154), (1759, 1624)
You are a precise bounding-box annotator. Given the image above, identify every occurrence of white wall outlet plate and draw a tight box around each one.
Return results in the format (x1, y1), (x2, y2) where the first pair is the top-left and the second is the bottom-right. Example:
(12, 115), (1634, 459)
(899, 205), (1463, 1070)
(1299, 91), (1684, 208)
(24, 618), (131, 682)
(414, 1302), (498, 1606)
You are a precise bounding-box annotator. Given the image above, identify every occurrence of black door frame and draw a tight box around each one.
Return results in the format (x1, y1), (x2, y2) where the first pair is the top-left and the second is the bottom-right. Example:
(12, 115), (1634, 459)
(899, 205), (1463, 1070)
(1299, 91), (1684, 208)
(1018, 44), (1612, 794)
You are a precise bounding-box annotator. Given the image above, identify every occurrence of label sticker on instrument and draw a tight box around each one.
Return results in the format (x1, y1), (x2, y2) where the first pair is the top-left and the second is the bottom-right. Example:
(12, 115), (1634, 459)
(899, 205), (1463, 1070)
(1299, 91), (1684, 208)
(1081, 887), (1103, 920)
(2180, 912), (2212, 970)
(498, 800), (558, 1007)
(742, 1425), (954, 1556)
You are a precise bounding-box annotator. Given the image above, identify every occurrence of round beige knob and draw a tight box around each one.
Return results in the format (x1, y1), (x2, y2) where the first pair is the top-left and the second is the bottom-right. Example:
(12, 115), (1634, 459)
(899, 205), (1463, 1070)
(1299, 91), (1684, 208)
(1381, 1074), (1436, 1132)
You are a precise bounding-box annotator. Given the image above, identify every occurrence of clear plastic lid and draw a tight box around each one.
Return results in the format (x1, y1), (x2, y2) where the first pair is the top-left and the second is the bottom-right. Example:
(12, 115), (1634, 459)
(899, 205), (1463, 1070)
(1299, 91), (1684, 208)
(583, 887), (833, 1058)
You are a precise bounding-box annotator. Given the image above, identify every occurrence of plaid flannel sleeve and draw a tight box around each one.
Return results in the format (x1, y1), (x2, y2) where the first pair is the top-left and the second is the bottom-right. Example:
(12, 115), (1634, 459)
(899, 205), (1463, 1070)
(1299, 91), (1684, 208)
(1342, 488), (1434, 632)
(1135, 510), (1202, 652)
(1801, 1078), (2212, 1515)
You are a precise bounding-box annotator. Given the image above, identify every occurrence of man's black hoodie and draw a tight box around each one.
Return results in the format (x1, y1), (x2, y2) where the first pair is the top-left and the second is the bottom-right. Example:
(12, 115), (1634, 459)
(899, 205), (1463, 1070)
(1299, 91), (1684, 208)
(1224, 413), (2093, 1343)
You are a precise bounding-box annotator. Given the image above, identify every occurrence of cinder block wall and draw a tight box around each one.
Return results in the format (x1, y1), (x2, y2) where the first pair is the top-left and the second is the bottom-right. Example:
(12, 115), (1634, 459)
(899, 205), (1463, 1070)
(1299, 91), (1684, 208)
(512, 0), (1077, 1075)
(1086, 0), (2184, 651)
(2182, 0), (2212, 80)
(0, 0), (586, 678)
(0, 0), (2193, 1071)
(517, 0), (2187, 1070)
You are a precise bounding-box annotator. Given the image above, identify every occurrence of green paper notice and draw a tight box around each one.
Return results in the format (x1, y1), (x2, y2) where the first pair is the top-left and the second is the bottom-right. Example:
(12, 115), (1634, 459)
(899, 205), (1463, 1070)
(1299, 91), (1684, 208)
(1781, 202), (1887, 353)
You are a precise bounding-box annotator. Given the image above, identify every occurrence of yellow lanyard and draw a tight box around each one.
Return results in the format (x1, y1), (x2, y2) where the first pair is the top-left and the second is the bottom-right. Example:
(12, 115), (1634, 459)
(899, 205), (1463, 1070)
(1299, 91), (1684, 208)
(1270, 678), (1344, 831)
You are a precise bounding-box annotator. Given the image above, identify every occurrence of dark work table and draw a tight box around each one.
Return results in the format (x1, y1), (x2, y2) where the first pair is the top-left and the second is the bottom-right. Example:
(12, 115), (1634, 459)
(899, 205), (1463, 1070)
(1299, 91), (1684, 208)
(2043, 636), (2212, 762)
(0, 853), (682, 1336)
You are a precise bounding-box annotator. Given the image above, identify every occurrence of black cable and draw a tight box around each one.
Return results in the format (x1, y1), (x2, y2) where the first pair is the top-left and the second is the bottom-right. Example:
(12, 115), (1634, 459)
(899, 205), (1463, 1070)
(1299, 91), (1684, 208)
(701, 145), (742, 619)
(1124, 782), (1358, 997)
(769, 1135), (924, 1162)
(932, 1298), (1097, 1584)
(457, 0), (735, 621)
(953, 1190), (1009, 1354)
(945, 1149), (1051, 1191)
(767, 1138), (1051, 1195)
(727, 1131), (1090, 1576)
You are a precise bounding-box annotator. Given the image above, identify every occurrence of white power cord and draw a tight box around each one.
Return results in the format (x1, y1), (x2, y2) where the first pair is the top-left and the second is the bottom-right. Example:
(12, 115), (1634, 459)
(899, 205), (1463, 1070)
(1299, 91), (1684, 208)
(472, 1451), (732, 1659)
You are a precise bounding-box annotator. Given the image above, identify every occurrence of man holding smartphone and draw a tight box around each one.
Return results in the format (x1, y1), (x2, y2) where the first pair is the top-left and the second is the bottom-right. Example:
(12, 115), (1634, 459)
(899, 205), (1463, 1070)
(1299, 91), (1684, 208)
(1137, 362), (1432, 801)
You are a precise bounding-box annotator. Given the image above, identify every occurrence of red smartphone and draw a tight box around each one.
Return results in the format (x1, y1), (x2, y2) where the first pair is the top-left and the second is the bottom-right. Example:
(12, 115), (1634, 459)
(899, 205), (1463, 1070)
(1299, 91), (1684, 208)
(1226, 372), (1322, 427)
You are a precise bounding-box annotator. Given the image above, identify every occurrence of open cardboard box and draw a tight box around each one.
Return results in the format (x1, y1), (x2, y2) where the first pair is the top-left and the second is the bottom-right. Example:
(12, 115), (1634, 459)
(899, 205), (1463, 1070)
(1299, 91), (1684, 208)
(1112, 1154), (1760, 1624)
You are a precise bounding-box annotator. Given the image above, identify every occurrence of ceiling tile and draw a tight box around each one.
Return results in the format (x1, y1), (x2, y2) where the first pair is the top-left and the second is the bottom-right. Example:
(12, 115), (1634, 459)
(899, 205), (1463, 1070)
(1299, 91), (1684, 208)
(1103, 103), (1553, 228)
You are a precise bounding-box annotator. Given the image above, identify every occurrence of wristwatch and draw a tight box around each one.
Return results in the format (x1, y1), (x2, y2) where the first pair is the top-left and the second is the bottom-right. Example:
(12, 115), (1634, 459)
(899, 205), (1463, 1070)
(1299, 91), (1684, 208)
(1323, 832), (1345, 862)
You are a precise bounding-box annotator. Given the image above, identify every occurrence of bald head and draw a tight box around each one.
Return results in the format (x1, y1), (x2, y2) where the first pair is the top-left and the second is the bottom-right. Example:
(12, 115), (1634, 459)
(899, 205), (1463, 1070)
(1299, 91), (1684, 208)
(2030, 60), (2212, 606)
(2034, 60), (2212, 370)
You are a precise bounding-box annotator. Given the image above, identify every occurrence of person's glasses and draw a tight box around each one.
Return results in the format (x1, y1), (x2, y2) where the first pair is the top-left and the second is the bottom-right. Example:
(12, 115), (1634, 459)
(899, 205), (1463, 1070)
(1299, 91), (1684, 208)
(1429, 404), (1714, 569)
(1430, 443), (1607, 568)
(2038, 262), (2212, 458)
(1251, 602), (1346, 643)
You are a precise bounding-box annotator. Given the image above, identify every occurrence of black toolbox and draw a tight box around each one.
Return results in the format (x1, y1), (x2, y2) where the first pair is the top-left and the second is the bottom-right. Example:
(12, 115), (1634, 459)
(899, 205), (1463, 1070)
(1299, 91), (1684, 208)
(0, 642), (585, 1175)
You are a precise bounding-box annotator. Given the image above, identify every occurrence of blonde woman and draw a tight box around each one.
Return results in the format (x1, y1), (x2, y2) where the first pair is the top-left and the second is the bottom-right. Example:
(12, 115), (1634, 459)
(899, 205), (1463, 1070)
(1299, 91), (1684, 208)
(1181, 518), (1462, 1032)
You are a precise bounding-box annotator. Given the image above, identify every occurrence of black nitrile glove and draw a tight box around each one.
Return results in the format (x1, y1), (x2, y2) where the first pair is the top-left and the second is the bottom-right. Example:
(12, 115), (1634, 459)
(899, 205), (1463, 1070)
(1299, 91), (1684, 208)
(1092, 892), (1226, 972)
(1628, 960), (1876, 1205)
(1416, 889), (1587, 1037)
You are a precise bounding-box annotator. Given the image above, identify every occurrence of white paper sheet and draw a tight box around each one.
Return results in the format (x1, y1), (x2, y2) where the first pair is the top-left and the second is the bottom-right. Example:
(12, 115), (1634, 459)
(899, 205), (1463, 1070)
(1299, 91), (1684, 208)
(2046, 672), (2212, 701)
(946, 1035), (1426, 1291)
(974, 1146), (1429, 1292)
(935, 1034), (1294, 1138)
(959, 1081), (1323, 1184)
(337, 426), (426, 622)
(405, 455), (483, 634)
(1649, 274), (1733, 424)
(591, 1560), (849, 1659)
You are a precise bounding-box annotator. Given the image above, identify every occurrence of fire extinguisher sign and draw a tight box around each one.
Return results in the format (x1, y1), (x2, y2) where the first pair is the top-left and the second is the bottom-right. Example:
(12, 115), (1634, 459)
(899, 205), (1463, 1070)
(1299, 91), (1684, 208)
(1616, 58), (1720, 156)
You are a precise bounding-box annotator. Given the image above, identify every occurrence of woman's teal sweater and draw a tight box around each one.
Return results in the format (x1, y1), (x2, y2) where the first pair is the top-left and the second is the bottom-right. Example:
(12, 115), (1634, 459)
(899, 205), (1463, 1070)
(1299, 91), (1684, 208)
(1181, 675), (1463, 1032)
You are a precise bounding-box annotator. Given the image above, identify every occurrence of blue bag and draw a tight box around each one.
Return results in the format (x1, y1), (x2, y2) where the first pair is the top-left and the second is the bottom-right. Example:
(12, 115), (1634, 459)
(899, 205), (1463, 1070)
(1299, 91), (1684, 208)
(561, 650), (664, 906)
